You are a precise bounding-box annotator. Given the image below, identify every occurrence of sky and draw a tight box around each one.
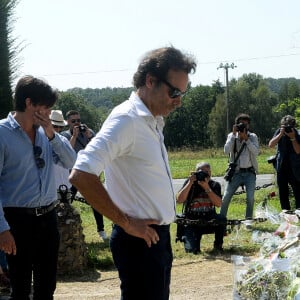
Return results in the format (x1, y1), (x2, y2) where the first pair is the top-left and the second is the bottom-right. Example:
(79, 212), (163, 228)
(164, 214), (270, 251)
(12, 0), (300, 91)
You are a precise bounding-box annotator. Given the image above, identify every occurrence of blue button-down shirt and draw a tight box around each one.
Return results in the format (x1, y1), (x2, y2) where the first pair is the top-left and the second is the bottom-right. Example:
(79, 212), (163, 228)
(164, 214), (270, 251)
(0, 113), (76, 233)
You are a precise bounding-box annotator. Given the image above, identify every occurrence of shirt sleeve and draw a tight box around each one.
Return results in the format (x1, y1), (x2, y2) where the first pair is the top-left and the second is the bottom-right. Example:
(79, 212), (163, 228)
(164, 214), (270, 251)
(245, 133), (260, 156)
(73, 113), (134, 176)
(224, 133), (236, 155)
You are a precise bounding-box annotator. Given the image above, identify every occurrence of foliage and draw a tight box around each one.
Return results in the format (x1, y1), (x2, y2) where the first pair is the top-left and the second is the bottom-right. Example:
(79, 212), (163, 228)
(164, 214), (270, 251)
(67, 87), (134, 110)
(60, 75), (300, 149)
(54, 91), (104, 132)
(0, 0), (23, 118)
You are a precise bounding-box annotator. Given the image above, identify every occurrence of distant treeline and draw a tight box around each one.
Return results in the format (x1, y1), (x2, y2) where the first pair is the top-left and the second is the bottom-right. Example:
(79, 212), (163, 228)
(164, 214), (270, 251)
(53, 74), (300, 149)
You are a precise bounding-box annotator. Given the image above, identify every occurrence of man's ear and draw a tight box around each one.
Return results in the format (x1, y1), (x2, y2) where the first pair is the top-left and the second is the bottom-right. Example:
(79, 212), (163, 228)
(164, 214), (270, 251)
(145, 74), (156, 88)
(25, 98), (32, 108)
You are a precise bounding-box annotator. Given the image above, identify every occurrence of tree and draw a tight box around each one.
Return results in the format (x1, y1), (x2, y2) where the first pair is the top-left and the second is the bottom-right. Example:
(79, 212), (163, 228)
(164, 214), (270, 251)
(164, 85), (221, 149)
(54, 92), (104, 132)
(0, 0), (21, 118)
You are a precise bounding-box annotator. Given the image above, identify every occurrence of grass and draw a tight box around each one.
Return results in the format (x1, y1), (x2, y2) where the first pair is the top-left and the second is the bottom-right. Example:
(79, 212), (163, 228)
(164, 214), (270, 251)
(169, 146), (276, 178)
(71, 147), (286, 271)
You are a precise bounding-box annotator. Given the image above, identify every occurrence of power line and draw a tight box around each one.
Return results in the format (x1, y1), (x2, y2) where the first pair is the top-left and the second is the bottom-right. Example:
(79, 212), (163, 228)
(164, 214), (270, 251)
(33, 52), (300, 78)
(198, 52), (300, 65)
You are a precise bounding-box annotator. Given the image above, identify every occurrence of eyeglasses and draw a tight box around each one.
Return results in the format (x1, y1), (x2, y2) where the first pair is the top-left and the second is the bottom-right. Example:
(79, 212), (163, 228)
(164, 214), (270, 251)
(70, 119), (81, 124)
(160, 78), (187, 99)
(33, 146), (45, 169)
(53, 125), (64, 129)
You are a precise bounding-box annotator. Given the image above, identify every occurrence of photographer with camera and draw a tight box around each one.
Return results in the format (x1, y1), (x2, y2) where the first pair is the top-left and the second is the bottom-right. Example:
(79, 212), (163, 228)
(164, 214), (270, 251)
(220, 113), (259, 224)
(61, 110), (94, 153)
(268, 115), (300, 210)
(61, 110), (108, 240)
(177, 162), (226, 254)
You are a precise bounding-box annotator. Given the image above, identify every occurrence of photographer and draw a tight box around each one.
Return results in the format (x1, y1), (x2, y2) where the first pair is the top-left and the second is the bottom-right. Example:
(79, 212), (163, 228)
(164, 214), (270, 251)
(61, 110), (108, 240)
(61, 110), (94, 153)
(177, 162), (226, 254)
(220, 113), (259, 224)
(268, 115), (300, 210)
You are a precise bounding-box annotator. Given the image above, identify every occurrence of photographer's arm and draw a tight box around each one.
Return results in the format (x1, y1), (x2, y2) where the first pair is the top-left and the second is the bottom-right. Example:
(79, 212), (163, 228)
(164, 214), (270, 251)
(224, 132), (236, 155)
(245, 134), (259, 156)
(69, 126), (79, 149)
(269, 128), (284, 148)
(198, 179), (222, 207)
(176, 174), (196, 203)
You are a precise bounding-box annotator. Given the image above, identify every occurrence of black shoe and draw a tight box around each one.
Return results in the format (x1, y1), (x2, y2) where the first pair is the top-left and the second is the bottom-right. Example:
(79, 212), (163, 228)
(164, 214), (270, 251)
(213, 243), (224, 253)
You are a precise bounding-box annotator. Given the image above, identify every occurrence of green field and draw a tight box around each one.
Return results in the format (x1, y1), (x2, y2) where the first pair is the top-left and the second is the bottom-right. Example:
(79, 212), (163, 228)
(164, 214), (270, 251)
(72, 147), (285, 271)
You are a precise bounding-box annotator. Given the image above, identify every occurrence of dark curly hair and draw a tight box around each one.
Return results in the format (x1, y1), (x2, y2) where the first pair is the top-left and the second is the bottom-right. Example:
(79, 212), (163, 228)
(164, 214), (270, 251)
(133, 46), (197, 89)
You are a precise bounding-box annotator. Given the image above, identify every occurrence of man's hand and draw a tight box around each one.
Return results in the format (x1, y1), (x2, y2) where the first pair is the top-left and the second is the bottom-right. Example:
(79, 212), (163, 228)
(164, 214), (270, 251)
(34, 110), (55, 140)
(0, 230), (16, 255)
(284, 127), (296, 140)
(81, 125), (93, 139)
(122, 216), (160, 248)
(238, 129), (248, 141)
(198, 177), (210, 190)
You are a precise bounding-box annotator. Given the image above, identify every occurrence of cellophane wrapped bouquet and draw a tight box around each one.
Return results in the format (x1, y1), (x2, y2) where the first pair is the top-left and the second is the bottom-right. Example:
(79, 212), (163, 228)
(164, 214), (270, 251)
(232, 194), (300, 300)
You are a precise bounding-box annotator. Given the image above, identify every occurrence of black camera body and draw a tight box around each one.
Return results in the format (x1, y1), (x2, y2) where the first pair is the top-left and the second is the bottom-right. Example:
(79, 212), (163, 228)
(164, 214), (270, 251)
(194, 170), (209, 181)
(284, 125), (293, 133)
(236, 123), (246, 132)
(267, 155), (277, 169)
(79, 125), (86, 133)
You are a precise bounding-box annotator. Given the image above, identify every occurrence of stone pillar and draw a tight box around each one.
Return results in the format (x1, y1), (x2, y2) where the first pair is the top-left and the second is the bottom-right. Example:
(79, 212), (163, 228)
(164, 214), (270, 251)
(56, 202), (88, 275)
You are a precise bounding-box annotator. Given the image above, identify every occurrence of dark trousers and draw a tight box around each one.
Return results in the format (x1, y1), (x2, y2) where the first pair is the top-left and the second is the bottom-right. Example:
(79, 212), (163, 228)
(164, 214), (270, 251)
(4, 209), (60, 300)
(277, 163), (300, 210)
(92, 208), (104, 232)
(72, 185), (105, 232)
(183, 213), (226, 254)
(110, 224), (173, 300)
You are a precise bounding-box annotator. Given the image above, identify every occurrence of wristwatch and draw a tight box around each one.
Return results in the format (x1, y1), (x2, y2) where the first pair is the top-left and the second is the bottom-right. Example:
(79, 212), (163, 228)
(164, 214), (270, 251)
(205, 188), (212, 194)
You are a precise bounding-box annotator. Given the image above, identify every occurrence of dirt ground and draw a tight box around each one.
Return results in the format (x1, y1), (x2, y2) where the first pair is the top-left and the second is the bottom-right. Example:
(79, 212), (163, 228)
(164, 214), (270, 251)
(53, 256), (234, 300)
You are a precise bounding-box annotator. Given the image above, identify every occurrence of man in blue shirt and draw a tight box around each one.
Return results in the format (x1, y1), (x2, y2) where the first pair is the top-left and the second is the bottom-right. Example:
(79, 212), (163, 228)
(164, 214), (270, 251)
(0, 76), (76, 300)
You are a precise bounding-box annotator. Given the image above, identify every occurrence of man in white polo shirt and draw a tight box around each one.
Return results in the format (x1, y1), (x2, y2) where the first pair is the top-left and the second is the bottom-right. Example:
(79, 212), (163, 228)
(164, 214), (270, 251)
(69, 46), (196, 300)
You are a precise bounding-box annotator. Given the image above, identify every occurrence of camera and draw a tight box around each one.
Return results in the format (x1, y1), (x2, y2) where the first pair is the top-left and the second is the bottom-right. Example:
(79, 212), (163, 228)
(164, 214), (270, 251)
(194, 170), (209, 181)
(79, 125), (86, 133)
(236, 123), (246, 132)
(284, 125), (293, 133)
(267, 154), (277, 168)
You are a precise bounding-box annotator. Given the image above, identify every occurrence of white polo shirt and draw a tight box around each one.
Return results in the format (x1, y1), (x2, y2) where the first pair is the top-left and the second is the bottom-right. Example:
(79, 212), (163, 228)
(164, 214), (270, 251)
(73, 92), (176, 225)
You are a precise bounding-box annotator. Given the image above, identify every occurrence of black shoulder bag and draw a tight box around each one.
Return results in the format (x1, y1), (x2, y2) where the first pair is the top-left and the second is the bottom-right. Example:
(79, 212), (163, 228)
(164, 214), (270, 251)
(224, 141), (246, 182)
(175, 184), (195, 243)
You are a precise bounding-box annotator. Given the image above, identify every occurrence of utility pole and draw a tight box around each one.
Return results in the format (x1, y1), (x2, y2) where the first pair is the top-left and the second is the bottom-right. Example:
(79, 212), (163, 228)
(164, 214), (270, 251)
(217, 62), (237, 132)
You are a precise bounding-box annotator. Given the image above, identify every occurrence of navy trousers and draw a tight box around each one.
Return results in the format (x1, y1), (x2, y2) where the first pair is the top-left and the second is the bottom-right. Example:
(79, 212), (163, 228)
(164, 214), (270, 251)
(110, 224), (173, 300)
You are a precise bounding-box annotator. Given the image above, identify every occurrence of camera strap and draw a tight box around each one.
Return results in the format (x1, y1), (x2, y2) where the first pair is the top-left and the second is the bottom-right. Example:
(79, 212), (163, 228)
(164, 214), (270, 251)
(182, 184), (195, 215)
(232, 141), (246, 165)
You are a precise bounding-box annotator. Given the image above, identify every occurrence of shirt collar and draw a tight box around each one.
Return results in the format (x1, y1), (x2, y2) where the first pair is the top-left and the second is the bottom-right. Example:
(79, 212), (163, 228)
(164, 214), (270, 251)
(7, 112), (21, 129)
(129, 91), (165, 130)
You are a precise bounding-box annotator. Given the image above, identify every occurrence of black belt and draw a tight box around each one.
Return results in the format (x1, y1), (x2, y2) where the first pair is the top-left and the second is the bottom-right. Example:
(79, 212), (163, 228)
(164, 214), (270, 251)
(4, 201), (58, 217)
(239, 167), (254, 172)
(150, 224), (170, 232)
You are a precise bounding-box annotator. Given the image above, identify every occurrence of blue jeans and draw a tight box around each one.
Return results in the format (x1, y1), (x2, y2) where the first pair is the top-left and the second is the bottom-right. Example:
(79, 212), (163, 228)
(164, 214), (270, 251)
(220, 171), (256, 218)
(110, 224), (173, 300)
